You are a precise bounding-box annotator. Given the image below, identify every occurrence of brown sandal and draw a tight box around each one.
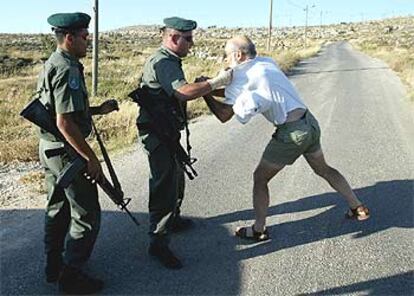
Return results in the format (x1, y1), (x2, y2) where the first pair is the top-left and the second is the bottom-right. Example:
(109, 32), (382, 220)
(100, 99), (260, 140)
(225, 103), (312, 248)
(346, 205), (370, 221)
(235, 225), (270, 242)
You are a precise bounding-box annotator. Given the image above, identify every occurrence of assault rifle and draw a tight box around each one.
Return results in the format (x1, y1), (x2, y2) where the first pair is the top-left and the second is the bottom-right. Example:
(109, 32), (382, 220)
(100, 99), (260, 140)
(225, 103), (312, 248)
(20, 98), (139, 227)
(128, 87), (197, 180)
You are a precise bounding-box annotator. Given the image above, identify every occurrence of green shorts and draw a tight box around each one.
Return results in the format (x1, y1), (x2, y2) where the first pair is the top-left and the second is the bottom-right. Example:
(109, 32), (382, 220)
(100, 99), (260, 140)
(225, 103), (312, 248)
(262, 110), (321, 165)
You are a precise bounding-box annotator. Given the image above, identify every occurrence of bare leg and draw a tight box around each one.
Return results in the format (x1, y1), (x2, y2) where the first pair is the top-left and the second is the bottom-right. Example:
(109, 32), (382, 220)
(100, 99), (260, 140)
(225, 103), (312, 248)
(304, 148), (362, 209)
(252, 158), (285, 232)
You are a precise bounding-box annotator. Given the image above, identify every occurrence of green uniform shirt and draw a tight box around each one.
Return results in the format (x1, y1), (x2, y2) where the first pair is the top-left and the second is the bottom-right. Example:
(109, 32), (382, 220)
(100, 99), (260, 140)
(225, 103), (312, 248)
(137, 46), (188, 124)
(37, 48), (92, 141)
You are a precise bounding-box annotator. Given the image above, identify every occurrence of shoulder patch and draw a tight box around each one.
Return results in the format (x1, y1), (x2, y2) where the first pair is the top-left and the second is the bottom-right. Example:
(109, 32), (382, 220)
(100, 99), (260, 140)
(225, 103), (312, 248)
(68, 66), (80, 90)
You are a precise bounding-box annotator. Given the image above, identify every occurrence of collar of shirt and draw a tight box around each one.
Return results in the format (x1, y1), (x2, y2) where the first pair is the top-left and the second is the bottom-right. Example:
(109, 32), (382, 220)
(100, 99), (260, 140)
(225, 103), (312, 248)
(160, 45), (182, 61)
(56, 48), (81, 63)
(232, 57), (255, 71)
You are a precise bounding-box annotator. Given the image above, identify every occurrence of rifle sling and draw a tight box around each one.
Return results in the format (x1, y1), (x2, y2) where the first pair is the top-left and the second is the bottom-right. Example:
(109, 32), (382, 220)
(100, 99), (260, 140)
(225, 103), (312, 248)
(91, 121), (122, 192)
(177, 100), (193, 161)
(134, 87), (192, 160)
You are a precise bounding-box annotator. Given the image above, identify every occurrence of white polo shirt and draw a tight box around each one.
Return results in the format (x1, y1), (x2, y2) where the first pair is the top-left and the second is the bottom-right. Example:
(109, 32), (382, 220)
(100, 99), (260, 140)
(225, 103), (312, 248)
(224, 56), (307, 125)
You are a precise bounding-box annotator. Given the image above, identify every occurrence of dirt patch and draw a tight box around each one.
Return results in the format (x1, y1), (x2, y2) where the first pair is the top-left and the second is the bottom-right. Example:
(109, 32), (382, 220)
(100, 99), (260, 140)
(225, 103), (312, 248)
(0, 161), (44, 210)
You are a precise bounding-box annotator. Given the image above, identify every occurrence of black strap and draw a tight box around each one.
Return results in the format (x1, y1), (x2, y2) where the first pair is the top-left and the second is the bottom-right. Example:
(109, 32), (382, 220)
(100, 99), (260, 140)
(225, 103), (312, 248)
(91, 120), (122, 191)
(176, 101), (196, 165)
(92, 120), (140, 227)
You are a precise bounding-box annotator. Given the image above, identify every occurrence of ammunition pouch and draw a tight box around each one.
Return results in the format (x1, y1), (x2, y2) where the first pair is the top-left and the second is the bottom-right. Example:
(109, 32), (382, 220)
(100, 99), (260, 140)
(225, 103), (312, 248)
(134, 87), (186, 140)
(129, 87), (197, 180)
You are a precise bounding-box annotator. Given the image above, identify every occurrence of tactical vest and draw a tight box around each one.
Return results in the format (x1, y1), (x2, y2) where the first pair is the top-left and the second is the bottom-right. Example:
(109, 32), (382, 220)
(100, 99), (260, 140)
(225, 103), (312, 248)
(136, 86), (187, 138)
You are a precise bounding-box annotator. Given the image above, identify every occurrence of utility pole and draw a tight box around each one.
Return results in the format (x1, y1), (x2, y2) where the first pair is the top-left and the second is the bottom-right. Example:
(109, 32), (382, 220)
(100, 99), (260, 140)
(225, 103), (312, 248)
(92, 0), (99, 97)
(320, 10), (323, 27)
(319, 10), (323, 38)
(304, 4), (315, 47)
(267, 0), (273, 51)
(304, 5), (309, 47)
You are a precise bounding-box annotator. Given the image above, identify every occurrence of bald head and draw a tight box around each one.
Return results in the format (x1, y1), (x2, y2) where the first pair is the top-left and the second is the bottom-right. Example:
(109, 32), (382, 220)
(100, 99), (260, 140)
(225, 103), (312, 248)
(225, 35), (257, 59)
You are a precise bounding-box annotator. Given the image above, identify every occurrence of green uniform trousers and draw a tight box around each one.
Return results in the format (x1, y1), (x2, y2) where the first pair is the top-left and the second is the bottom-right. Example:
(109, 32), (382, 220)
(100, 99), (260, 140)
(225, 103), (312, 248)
(139, 132), (185, 245)
(39, 139), (101, 269)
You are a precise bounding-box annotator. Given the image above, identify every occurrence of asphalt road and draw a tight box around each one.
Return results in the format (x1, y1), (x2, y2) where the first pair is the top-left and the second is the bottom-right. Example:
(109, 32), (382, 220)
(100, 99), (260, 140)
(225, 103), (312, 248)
(1, 41), (413, 295)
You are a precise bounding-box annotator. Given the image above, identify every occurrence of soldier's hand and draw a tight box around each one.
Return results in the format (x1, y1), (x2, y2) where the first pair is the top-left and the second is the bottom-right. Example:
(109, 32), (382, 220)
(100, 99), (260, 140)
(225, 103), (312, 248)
(99, 99), (119, 115)
(195, 76), (209, 83)
(207, 68), (233, 90)
(85, 156), (103, 184)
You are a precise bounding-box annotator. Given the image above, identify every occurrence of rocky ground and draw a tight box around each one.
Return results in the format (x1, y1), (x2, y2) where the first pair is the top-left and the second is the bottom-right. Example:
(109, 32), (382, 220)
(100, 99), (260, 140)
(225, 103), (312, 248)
(2, 16), (412, 71)
(0, 161), (44, 209)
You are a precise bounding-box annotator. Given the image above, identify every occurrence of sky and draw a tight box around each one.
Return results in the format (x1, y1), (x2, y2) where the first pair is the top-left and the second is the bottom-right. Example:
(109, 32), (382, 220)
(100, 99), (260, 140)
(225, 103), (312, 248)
(1, 0), (413, 33)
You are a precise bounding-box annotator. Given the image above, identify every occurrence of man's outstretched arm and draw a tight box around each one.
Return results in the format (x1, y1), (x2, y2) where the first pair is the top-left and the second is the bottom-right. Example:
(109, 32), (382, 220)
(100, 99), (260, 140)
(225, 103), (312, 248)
(203, 94), (234, 123)
(174, 69), (232, 102)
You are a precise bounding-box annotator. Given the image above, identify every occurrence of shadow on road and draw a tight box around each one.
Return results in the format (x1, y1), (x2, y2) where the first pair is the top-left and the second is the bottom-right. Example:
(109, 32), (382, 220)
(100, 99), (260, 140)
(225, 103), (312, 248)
(1, 206), (241, 295)
(1, 179), (412, 295)
(209, 179), (413, 259)
(301, 271), (414, 296)
(288, 66), (390, 77)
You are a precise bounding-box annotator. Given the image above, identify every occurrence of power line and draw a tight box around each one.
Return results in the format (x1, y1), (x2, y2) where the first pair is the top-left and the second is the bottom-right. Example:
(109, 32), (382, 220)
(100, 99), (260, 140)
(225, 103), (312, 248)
(284, 0), (303, 10)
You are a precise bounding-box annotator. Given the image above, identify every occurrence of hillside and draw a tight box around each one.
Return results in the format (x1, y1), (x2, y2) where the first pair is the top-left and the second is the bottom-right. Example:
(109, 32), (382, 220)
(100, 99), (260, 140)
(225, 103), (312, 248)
(0, 16), (412, 165)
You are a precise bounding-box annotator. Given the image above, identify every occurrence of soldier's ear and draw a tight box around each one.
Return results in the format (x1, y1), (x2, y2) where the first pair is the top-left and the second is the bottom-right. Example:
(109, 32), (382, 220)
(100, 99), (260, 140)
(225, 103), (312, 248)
(171, 34), (181, 45)
(65, 33), (73, 45)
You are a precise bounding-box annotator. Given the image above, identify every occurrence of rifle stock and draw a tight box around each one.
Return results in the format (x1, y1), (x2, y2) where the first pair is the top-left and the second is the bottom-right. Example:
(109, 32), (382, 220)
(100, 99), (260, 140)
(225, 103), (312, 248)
(44, 147), (66, 158)
(56, 157), (87, 188)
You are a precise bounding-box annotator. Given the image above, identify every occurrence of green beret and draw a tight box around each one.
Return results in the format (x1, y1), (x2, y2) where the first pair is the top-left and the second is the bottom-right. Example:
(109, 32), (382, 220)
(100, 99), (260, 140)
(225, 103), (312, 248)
(47, 12), (91, 30)
(163, 16), (197, 32)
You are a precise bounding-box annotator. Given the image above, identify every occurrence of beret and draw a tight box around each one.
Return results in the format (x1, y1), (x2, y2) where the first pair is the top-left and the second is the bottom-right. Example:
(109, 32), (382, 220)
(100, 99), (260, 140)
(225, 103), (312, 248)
(47, 12), (91, 30)
(163, 16), (197, 32)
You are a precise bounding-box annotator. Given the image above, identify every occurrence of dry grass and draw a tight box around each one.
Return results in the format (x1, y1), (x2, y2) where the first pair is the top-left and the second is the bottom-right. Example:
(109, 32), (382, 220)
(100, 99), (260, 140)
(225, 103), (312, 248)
(0, 73), (40, 163)
(90, 101), (138, 156)
(348, 16), (414, 101)
(354, 44), (414, 101)
(266, 43), (322, 73)
(0, 32), (323, 164)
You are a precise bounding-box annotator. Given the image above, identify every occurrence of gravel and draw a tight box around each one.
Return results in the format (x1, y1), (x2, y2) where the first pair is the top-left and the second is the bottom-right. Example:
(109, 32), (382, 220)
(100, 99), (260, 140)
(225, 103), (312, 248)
(0, 161), (44, 209)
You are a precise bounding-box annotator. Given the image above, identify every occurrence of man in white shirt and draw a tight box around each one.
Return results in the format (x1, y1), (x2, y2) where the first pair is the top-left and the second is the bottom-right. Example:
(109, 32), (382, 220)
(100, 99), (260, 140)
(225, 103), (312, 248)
(200, 35), (370, 241)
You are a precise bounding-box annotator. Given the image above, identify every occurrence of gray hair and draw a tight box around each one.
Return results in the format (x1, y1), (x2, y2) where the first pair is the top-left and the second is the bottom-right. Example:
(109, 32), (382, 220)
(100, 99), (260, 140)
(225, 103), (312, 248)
(228, 35), (257, 58)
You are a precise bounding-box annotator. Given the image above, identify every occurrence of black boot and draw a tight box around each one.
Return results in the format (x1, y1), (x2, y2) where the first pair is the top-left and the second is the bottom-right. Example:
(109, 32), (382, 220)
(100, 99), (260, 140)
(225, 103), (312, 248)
(45, 252), (63, 283)
(58, 266), (103, 294)
(170, 216), (194, 233)
(148, 242), (183, 270)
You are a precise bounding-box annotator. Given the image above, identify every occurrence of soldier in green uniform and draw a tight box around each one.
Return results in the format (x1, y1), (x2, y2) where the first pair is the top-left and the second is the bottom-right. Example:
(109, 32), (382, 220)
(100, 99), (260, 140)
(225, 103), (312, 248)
(137, 17), (233, 269)
(37, 12), (119, 294)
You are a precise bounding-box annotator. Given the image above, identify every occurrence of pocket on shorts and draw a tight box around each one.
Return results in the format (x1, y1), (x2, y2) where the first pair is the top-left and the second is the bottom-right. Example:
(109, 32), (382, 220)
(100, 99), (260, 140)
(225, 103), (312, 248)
(290, 129), (311, 146)
(276, 128), (310, 146)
